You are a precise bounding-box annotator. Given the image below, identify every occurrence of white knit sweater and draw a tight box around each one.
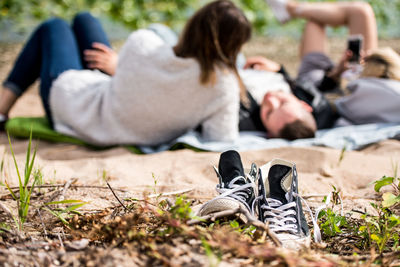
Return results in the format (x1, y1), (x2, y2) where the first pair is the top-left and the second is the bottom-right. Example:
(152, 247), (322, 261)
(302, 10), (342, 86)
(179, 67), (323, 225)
(49, 30), (239, 146)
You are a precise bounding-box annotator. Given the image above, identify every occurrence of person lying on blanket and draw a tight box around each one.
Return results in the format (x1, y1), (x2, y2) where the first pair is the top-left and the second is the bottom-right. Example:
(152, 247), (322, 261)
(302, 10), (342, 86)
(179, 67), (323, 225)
(0, 0), (251, 146)
(239, 0), (400, 140)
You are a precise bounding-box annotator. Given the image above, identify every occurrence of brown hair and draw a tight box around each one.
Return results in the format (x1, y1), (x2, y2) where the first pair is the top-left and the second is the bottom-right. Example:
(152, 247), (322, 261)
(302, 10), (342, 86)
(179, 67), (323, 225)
(279, 120), (316, 140)
(173, 0), (251, 103)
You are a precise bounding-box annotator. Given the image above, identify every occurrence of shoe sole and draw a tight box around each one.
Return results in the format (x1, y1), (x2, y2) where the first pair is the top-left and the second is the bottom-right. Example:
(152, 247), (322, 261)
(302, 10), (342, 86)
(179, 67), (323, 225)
(197, 197), (251, 223)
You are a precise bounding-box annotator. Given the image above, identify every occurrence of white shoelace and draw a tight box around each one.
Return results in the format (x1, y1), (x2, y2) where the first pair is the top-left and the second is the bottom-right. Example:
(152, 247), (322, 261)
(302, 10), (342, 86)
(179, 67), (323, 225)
(259, 192), (322, 243)
(215, 175), (256, 215)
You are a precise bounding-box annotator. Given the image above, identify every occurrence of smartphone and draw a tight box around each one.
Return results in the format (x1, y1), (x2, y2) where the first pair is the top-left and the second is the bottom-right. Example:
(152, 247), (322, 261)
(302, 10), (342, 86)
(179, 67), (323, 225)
(347, 35), (363, 63)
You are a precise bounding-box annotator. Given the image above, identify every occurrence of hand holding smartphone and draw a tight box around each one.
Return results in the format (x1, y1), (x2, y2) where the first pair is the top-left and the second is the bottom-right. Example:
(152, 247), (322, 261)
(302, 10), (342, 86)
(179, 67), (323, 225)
(347, 34), (363, 63)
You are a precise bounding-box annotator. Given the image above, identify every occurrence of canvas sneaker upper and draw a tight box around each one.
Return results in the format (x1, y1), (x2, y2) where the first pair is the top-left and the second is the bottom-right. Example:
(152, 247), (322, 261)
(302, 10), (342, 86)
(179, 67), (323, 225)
(256, 159), (320, 249)
(197, 150), (258, 222)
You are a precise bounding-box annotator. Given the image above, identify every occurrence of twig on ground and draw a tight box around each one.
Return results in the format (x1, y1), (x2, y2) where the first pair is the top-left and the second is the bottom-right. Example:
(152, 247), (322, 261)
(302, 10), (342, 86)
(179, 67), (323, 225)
(148, 188), (194, 198)
(302, 194), (327, 199)
(106, 181), (127, 211)
(7, 184), (127, 192)
(0, 202), (14, 221)
(59, 178), (78, 201)
(302, 194), (380, 200)
(187, 208), (240, 225)
(36, 209), (48, 237)
(351, 209), (367, 215)
(0, 227), (24, 240)
(58, 233), (64, 249)
(45, 178), (78, 204)
(338, 251), (400, 262)
(0, 227), (12, 234)
(61, 228), (66, 240)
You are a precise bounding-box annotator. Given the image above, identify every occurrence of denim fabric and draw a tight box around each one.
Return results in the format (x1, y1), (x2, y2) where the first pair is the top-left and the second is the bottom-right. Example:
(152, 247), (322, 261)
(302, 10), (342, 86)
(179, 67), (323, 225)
(72, 12), (111, 69)
(3, 12), (110, 124)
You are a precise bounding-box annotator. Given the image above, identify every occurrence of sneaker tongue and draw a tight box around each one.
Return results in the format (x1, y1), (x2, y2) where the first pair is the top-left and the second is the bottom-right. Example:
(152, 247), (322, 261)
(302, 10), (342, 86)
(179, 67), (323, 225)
(218, 150), (245, 185)
(268, 165), (292, 203)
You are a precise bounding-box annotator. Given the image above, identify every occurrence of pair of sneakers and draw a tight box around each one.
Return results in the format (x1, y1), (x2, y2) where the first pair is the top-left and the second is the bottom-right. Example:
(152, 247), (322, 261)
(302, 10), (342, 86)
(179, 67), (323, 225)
(198, 150), (320, 250)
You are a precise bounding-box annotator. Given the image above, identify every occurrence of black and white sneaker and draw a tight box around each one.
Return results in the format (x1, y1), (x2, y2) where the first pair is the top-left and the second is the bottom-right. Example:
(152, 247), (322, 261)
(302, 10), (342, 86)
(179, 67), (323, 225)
(256, 159), (320, 249)
(198, 150), (258, 223)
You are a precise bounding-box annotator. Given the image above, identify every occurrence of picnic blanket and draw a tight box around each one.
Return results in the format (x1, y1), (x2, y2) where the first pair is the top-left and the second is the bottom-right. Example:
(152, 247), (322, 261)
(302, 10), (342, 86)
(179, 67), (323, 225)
(6, 117), (400, 154)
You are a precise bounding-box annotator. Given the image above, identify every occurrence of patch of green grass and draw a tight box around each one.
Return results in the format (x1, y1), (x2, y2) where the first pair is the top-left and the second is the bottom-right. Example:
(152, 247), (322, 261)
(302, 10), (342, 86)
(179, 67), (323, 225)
(167, 196), (195, 221)
(4, 131), (39, 231)
(358, 167), (400, 254)
(2, 131), (88, 231)
(43, 199), (88, 227)
(229, 219), (257, 237)
(318, 186), (348, 238)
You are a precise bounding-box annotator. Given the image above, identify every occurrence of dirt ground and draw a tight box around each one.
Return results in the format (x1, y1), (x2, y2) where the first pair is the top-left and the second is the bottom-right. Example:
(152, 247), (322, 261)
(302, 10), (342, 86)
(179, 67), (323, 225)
(0, 37), (399, 266)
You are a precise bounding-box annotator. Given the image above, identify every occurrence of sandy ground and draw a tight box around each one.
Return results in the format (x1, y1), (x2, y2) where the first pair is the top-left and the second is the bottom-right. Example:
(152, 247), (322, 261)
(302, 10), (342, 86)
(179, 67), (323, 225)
(0, 38), (399, 213)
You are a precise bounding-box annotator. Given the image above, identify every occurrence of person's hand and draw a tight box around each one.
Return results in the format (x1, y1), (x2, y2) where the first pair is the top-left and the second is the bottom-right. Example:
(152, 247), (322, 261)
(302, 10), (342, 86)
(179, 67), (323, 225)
(84, 43), (118, 76)
(243, 56), (281, 72)
(327, 50), (353, 80)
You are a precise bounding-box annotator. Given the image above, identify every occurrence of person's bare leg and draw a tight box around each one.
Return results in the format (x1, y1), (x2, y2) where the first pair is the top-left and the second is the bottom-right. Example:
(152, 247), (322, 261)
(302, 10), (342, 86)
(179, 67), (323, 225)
(0, 88), (18, 117)
(299, 20), (327, 59)
(288, 1), (378, 53)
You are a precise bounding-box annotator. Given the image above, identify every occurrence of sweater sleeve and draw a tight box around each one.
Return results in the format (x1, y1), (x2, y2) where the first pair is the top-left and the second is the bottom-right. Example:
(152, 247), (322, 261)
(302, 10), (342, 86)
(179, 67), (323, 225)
(201, 75), (240, 142)
(201, 102), (239, 142)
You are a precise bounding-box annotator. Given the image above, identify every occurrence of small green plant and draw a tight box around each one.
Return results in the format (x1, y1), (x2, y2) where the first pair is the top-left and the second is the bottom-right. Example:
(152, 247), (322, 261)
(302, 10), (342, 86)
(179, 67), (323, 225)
(358, 204), (400, 253)
(168, 196), (195, 221)
(229, 220), (257, 237)
(337, 143), (347, 166)
(150, 173), (164, 205)
(4, 132), (39, 231)
(43, 199), (88, 227)
(2, 131), (87, 230)
(373, 173), (400, 209)
(0, 222), (10, 233)
(151, 173), (158, 195)
(359, 169), (400, 253)
(317, 186), (348, 237)
(33, 168), (44, 193)
(101, 169), (108, 182)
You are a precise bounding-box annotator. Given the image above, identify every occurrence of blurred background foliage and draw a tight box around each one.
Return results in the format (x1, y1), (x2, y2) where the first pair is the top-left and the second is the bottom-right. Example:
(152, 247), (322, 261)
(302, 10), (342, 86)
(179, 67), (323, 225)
(1, 0), (400, 41)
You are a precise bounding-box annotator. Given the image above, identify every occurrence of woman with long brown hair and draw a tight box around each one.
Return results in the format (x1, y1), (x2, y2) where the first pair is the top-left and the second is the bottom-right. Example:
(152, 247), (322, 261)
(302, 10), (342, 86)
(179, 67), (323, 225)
(0, 0), (251, 145)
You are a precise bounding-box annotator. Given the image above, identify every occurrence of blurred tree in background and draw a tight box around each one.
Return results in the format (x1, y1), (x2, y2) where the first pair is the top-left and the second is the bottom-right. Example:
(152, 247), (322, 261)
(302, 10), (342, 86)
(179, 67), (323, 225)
(1, 0), (400, 40)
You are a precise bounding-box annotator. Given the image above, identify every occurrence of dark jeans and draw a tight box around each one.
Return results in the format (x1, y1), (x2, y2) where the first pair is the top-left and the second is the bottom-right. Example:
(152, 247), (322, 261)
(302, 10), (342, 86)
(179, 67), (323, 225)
(3, 12), (110, 125)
